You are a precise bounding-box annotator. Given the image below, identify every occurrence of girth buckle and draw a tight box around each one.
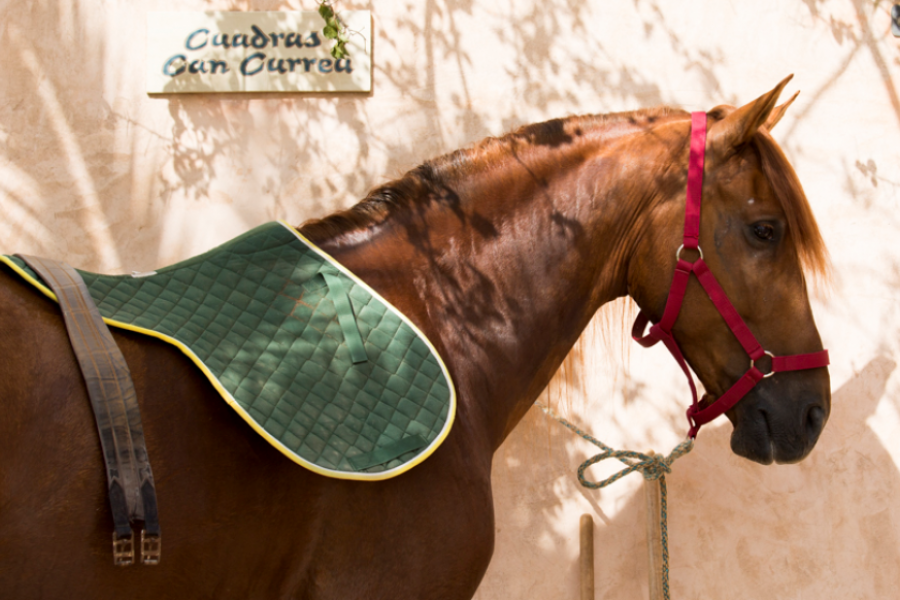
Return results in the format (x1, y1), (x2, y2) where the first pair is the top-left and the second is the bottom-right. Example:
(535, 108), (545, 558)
(113, 532), (135, 567)
(141, 530), (162, 565)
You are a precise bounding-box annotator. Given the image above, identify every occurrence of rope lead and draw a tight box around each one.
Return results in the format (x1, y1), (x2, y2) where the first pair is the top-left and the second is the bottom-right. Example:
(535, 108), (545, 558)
(535, 401), (693, 600)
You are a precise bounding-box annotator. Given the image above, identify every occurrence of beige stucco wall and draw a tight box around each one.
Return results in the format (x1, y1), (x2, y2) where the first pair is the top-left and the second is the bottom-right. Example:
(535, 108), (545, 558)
(1, 1), (898, 598)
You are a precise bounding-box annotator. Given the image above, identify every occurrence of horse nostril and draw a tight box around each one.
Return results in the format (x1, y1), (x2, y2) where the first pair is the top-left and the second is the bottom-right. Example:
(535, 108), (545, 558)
(805, 405), (827, 441)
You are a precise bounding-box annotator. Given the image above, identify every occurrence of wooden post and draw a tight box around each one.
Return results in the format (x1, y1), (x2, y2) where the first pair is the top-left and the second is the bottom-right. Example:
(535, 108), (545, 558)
(644, 452), (664, 600)
(579, 514), (594, 600)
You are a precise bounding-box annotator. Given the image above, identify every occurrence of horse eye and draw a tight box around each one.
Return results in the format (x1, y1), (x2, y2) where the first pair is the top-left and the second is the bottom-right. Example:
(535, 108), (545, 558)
(753, 223), (776, 241)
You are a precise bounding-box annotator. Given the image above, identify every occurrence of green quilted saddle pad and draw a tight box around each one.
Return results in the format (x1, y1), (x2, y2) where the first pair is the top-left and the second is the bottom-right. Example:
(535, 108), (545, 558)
(1, 221), (455, 480)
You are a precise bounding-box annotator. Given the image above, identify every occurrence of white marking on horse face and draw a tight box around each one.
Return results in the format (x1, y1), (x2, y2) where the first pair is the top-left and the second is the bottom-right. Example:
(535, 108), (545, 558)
(747, 197), (756, 205)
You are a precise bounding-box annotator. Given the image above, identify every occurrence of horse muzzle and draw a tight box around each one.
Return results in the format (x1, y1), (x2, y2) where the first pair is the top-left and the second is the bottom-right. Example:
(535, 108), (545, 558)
(727, 374), (831, 465)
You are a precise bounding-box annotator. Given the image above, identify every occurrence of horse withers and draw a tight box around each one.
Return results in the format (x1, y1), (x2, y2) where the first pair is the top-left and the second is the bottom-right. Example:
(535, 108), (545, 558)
(0, 77), (829, 599)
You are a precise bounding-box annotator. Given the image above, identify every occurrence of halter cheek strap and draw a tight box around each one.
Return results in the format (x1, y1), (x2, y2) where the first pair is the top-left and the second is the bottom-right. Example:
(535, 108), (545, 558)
(631, 112), (829, 439)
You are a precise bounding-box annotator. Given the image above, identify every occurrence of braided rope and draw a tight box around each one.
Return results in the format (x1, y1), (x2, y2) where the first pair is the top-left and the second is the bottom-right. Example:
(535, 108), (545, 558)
(535, 401), (693, 600)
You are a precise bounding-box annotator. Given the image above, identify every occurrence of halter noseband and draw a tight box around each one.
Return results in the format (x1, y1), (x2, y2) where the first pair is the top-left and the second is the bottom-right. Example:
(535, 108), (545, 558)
(631, 112), (829, 439)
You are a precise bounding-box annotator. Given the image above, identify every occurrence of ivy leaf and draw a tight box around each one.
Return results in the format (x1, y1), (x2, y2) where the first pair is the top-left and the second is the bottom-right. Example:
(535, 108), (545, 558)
(318, 2), (350, 60)
(331, 42), (350, 60)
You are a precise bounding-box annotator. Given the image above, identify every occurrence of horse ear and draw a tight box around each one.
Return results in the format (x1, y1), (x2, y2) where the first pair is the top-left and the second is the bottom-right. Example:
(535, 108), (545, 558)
(763, 90), (800, 132)
(707, 75), (793, 156)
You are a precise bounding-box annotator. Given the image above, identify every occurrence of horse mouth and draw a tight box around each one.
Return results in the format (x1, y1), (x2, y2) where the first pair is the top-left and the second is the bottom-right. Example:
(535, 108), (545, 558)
(697, 393), (777, 463)
(714, 394), (779, 465)
(730, 427), (776, 465)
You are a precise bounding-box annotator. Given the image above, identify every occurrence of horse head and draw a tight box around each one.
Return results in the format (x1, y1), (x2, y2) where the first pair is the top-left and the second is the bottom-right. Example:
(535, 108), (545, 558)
(628, 77), (831, 465)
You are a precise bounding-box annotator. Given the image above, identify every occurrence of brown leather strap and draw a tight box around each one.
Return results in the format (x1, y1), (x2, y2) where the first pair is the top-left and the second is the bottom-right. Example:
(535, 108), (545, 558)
(17, 255), (161, 566)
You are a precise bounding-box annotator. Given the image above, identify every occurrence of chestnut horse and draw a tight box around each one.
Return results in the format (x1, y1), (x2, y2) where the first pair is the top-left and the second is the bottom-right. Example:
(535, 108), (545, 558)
(0, 78), (829, 599)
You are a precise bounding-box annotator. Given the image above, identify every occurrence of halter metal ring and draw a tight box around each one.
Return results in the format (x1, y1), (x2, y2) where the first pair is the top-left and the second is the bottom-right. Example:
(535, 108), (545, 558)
(750, 351), (776, 378)
(676, 244), (704, 261)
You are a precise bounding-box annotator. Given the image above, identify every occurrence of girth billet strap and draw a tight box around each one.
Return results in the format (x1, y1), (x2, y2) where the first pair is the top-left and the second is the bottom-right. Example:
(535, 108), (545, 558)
(630, 112), (830, 439)
(17, 255), (161, 566)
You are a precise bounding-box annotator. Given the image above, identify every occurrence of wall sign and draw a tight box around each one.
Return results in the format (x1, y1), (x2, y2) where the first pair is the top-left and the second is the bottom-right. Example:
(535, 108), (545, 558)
(147, 11), (372, 94)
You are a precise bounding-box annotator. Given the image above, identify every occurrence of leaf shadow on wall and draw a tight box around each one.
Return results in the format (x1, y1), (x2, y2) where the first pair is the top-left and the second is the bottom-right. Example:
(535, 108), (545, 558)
(154, 6), (376, 257)
(0, 2), (129, 269)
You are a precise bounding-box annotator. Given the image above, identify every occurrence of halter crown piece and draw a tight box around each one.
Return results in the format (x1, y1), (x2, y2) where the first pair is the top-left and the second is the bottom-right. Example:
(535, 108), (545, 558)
(631, 112), (830, 439)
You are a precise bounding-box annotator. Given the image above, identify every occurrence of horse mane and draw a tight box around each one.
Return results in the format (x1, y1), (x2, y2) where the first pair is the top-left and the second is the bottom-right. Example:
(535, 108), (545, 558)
(299, 108), (830, 281)
(298, 107), (679, 242)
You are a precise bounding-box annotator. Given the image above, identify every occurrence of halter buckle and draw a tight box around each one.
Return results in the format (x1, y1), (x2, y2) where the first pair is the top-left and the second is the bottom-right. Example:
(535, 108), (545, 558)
(676, 244), (704, 262)
(750, 351), (776, 378)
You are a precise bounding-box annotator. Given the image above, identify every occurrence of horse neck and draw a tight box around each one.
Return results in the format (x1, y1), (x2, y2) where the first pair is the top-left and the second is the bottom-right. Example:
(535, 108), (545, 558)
(304, 127), (670, 449)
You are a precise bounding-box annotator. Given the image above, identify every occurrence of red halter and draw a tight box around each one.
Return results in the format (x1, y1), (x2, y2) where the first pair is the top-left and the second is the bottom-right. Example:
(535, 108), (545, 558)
(631, 112), (829, 439)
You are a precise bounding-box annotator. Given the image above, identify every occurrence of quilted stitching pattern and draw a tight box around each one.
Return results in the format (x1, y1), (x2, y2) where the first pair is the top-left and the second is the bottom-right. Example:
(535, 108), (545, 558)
(7, 223), (452, 475)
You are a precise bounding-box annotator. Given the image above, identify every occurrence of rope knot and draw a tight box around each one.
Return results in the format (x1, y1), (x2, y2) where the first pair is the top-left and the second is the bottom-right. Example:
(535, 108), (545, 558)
(534, 401), (693, 600)
(574, 443), (692, 489)
(639, 453), (673, 481)
(534, 400), (693, 490)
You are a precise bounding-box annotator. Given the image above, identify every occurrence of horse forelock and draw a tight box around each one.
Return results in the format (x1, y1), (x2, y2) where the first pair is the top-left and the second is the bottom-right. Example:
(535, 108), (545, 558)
(298, 107), (685, 243)
(752, 130), (831, 283)
(704, 106), (830, 283)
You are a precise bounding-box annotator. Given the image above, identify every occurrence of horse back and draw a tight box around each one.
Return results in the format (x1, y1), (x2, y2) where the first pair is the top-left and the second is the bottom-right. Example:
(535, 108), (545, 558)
(0, 266), (495, 599)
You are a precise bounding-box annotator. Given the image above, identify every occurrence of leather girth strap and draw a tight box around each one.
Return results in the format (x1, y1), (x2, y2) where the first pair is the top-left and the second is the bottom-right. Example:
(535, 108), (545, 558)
(18, 255), (161, 566)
